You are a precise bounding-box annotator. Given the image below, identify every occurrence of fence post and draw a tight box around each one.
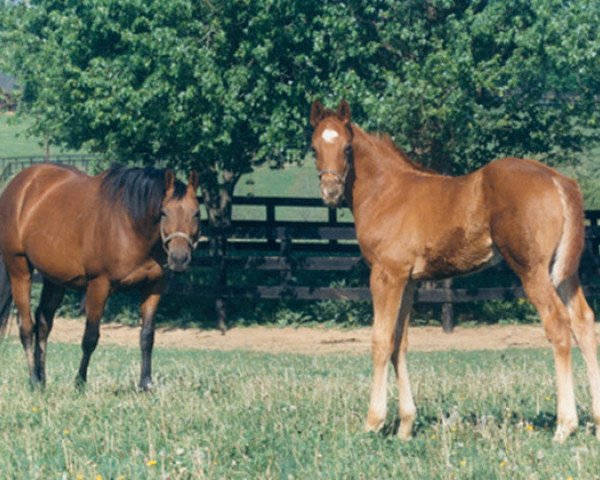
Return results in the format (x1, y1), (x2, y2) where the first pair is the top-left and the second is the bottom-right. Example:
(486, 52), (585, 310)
(328, 207), (338, 247)
(266, 199), (277, 250)
(210, 232), (228, 335)
(280, 230), (293, 288)
(441, 278), (454, 333)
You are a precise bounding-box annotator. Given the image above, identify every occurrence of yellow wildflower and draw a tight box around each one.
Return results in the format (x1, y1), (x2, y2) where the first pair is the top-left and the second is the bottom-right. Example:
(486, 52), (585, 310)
(526, 424), (534, 432)
(146, 460), (158, 467)
(459, 459), (467, 467)
(499, 460), (508, 468)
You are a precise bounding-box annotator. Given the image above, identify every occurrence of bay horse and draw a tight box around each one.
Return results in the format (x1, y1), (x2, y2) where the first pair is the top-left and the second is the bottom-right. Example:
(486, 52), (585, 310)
(310, 100), (600, 442)
(0, 163), (200, 390)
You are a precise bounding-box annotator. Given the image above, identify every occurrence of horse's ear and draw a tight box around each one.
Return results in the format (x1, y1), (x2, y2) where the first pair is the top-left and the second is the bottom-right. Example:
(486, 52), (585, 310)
(337, 99), (351, 124)
(188, 170), (199, 192)
(165, 169), (175, 194)
(310, 100), (325, 127)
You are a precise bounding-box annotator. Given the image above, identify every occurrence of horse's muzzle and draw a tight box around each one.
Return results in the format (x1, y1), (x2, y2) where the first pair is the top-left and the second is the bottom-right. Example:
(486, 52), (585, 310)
(320, 180), (344, 208)
(167, 249), (192, 272)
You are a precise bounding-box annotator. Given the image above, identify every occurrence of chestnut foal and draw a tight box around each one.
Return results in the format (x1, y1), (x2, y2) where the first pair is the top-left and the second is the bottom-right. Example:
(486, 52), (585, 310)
(310, 100), (600, 442)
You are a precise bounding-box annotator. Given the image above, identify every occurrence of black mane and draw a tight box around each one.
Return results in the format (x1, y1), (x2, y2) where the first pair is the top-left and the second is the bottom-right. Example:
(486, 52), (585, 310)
(100, 165), (186, 228)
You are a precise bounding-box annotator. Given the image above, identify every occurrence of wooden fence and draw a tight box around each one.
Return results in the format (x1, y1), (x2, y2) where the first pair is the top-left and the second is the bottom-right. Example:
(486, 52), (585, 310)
(0, 155), (99, 184)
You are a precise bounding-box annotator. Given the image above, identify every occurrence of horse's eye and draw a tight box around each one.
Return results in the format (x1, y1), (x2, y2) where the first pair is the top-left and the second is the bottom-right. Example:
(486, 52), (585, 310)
(344, 145), (353, 157)
(193, 211), (200, 219)
(160, 210), (167, 218)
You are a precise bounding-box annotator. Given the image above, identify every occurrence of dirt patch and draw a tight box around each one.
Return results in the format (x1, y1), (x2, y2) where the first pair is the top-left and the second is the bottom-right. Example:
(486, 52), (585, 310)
(6, 318), (600, 355)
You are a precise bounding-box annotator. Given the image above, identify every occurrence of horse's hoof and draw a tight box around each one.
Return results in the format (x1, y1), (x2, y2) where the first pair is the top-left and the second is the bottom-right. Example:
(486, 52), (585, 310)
(397, 424), (413, 441)
(28, 377), (45, 390)
(553, 421), (577, 443)
(75, 376), (87, 391)
(139, 380), (153, 392)
(364, 415), (385, 433)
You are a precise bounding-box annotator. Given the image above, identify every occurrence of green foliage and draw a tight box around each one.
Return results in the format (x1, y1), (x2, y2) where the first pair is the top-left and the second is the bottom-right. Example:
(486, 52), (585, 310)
(0, 341), (599, 477)
(3, 0), (599, 183)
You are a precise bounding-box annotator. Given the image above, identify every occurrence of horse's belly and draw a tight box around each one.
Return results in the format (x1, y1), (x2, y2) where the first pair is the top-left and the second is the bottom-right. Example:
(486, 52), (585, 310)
(411, 239), (501, 280)
(24, 236), (86, 286)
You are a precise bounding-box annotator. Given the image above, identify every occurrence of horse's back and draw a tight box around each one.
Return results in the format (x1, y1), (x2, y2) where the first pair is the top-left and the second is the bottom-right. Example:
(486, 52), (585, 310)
(0, 163), (98, 282)
(480, 157), (581, 219)
(0, 163), (92, 230)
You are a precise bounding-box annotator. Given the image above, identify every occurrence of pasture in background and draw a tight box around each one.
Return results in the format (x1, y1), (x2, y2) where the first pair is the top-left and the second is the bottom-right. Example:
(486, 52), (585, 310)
(0, 339), (599, 478)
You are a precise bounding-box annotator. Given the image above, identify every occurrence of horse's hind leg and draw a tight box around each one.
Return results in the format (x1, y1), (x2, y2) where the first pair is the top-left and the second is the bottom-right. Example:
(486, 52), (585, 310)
(559, 275), (600, 439)
(34, 279), (65, 385)
(76, 278), (109, 387)
(521, 269), (578, 442)
(5, 256), (37, 385)
(391, 281), (416, 440)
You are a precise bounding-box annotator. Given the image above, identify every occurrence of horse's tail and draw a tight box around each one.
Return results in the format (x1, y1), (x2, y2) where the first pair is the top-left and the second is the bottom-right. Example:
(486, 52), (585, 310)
(0, 255), (13, 336)
(551, 176), (585, 289)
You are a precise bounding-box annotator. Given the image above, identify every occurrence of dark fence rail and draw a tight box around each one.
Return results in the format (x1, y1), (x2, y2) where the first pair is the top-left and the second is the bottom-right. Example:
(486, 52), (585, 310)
(0, 155), (100, 183)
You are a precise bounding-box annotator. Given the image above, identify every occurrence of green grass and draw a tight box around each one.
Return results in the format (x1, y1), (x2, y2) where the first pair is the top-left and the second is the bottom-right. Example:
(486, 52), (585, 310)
(0, 340), (599, 478)
(0, 114), (82, 158)
(0, 115), (44, 157)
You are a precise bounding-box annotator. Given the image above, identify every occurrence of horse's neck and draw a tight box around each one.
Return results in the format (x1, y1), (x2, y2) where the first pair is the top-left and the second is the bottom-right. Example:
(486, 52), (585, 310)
(95, 200), (161, 255)
(348, 127), (425, 212)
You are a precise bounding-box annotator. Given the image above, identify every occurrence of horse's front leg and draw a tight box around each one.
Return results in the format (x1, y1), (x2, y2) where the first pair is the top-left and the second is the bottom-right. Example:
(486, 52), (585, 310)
(76, 278), (110, 388)
(365, 265), (410, 433)
(139, 278), (165, 391)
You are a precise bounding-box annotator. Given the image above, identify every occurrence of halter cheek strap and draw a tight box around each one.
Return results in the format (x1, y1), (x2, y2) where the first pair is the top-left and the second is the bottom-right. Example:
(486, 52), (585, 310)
(160, 223), (199, 254)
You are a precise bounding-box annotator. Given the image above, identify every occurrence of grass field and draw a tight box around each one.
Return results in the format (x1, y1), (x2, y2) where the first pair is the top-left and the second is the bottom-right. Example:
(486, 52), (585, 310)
(0, 115), (50, 157)
(0, 339), (599, 479)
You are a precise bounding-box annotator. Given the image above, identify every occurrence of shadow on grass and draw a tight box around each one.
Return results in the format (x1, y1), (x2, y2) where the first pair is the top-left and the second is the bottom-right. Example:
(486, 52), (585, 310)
(377, 409), (597, 438)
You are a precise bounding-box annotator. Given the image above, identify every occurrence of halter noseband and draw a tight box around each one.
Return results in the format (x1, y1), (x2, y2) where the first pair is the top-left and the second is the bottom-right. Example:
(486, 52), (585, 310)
(160, 222), (199, 254)
(318, 165), (350, 184)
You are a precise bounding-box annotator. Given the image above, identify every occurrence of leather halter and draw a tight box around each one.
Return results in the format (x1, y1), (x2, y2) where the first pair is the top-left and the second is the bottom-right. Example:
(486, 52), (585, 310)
(318, 164), (350, 184)
(160, 222), (199, 254)
(317, 147), (353, 185)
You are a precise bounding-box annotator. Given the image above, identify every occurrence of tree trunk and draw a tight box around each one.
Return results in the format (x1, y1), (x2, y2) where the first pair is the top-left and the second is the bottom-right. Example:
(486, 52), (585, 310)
(200, 169), (237, 334)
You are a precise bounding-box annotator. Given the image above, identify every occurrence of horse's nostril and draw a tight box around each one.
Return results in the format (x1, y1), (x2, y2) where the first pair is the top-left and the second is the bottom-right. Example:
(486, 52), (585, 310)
(170, 251), (191, 265)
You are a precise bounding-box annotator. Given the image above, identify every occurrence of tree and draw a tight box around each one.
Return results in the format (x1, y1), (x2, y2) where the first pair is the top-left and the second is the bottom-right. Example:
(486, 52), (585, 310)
(306, 0), (600, 174)
(2, 0), (324, 228)
(2, 0), (599, 212)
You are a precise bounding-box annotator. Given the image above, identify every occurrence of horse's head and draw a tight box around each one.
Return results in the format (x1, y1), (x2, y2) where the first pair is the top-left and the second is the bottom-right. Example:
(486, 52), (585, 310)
(160, 171), (201, 272)
(310, 99), (353, 208)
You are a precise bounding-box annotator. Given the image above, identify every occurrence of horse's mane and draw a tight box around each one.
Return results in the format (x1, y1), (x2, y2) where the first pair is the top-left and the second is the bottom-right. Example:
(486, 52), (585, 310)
(376, 134), (438, 174)
(100, 165), (186, 228)
(317, 109), (438, 174)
